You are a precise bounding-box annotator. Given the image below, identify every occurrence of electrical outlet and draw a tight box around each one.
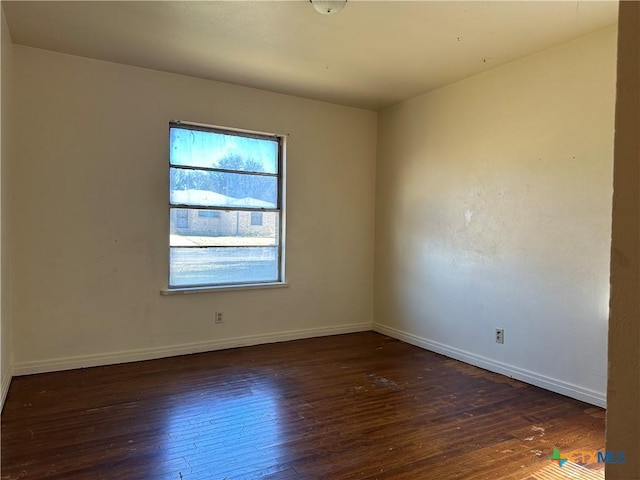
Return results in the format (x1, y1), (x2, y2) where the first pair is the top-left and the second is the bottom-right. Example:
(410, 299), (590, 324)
(495, 328), (504, 344)
(215, 311), (224, 324)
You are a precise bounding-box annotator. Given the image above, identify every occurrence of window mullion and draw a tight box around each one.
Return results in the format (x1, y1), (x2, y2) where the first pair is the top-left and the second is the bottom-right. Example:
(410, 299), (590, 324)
(170, 164), (278, 177)
(169, 205), (280, 213)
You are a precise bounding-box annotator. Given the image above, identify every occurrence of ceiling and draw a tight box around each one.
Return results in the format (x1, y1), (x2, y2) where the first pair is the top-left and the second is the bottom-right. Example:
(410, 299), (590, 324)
(2, 1), (618, 110)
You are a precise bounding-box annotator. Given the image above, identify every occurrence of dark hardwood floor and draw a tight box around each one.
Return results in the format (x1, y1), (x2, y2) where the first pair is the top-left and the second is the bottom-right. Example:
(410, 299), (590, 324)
(1, 332), (604, 480)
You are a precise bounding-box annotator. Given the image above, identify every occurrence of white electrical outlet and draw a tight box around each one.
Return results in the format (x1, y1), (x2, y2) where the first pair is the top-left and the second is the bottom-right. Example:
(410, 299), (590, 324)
(215, 311), (224, 324)
(495, 328), (504, 344)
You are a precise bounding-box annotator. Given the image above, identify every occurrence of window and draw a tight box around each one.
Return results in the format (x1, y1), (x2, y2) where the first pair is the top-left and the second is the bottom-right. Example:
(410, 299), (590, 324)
(168, 121), (285, 289)
(176, 209), (189, 228)
(250, 212), (263, 226)
(198, 210), (221, 218)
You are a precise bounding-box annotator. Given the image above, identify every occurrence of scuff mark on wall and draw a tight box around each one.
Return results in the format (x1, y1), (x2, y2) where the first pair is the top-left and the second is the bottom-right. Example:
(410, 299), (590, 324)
(464, 209), (473, 226)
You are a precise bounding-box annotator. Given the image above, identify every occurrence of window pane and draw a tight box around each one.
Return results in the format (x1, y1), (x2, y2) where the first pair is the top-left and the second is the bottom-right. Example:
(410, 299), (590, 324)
(170, 209), (279, 247)
(169, 247), (280, 287)
(170, 127), (278, 174)
(198, 210), (220, 218)
(170, 168), (277, 208)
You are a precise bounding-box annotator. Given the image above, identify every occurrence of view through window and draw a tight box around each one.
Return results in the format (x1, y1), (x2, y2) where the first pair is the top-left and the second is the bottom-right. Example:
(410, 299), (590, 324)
(168, 122), (285, 288)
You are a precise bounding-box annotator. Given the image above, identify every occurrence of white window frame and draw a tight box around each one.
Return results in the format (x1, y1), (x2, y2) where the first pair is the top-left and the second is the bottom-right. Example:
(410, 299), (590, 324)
(163, 120), (287, 294)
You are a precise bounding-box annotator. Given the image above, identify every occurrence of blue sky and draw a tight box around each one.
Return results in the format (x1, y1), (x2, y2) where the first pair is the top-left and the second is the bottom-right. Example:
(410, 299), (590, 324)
(170, 127), (278, 174)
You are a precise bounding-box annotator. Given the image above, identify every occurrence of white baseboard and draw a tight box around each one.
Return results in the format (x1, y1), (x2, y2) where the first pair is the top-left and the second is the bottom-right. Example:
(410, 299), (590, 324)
(373, 323), (606, 408)
(12, 322), (371, 377)
(1, 366), (12, 411)
(9, 322), (607, 409)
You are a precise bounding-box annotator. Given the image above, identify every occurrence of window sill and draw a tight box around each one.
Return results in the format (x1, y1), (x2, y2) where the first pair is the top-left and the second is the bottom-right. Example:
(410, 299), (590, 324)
(160, 282), (288, 296)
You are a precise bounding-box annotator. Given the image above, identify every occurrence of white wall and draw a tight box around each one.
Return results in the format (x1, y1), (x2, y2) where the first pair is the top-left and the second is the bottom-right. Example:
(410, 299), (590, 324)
(1, 6), (14, 407)
(374, 27), (617, 406)
(10, 46), (377, 373)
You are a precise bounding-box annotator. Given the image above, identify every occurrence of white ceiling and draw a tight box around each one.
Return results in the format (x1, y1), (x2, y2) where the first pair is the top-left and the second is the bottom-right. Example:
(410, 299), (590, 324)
(3, 1), (618, 110)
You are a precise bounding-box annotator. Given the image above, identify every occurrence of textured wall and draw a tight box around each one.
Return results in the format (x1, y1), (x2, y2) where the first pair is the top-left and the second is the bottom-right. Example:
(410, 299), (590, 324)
(375, 27), (617, 405)
(10, 46), (377, 371)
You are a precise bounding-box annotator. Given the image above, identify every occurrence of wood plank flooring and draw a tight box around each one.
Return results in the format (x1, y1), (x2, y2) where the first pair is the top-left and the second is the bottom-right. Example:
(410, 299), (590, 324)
(1, 332), (605, 480)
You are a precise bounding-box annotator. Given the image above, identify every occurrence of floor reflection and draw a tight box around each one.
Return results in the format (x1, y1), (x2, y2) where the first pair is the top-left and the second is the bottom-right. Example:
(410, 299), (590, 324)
(159, 376), (284, 479)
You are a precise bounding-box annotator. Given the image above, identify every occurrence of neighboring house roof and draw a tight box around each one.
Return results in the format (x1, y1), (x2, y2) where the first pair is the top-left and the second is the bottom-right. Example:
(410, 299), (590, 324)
(172, 189), (275, 209)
